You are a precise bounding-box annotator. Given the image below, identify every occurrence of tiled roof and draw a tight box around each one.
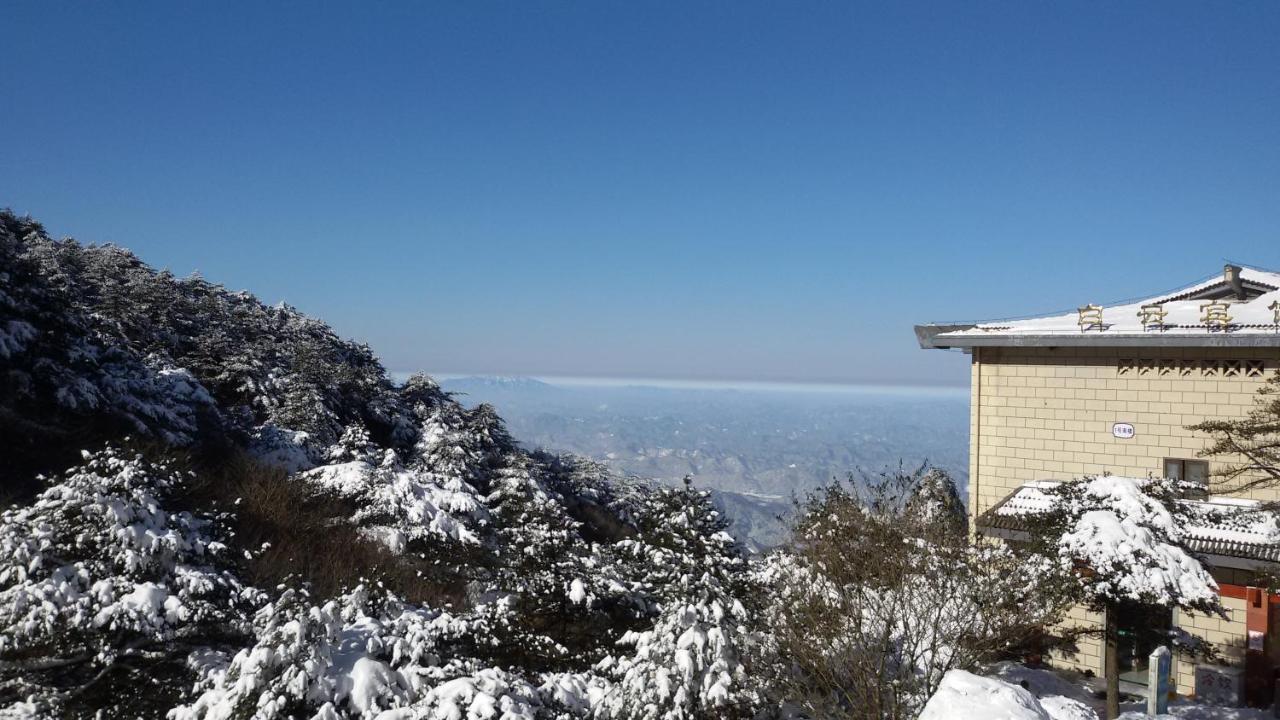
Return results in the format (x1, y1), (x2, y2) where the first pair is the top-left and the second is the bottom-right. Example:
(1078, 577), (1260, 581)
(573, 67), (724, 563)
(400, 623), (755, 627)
(978, 482), (1280, 565)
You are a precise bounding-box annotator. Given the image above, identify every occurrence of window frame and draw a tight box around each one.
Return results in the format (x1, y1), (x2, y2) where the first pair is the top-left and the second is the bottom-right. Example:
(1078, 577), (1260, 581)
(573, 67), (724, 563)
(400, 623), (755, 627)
(1162, 457), (1209, 496)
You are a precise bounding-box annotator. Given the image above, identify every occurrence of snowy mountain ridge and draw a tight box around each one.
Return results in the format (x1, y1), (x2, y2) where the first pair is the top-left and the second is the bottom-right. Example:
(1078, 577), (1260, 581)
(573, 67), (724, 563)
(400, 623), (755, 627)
(0, 211), (757, 719)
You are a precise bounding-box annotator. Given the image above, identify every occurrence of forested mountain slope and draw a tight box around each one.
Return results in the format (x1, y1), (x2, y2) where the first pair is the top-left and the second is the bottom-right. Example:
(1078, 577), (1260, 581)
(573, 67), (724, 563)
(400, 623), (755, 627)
(0, 211), (754, 719)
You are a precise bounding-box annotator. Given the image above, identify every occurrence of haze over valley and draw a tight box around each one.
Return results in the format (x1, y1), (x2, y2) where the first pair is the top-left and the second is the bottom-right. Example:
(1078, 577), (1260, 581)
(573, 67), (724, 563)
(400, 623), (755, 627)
(437, 375), (971, 547)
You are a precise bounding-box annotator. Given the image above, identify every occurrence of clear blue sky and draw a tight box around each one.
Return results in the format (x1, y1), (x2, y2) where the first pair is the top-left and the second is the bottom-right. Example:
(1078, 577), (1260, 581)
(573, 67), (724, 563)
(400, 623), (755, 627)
(3, 2), (1278, 387)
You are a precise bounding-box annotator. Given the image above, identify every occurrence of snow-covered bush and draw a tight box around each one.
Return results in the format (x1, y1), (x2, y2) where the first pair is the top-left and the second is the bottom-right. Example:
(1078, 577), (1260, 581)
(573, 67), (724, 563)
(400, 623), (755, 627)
(299, 455), (486, 549)
(0, 447), (249, 716)
(171, 586), (602, 720)
(1040, 475), (1220, 609)
(600, 597), (751, 720)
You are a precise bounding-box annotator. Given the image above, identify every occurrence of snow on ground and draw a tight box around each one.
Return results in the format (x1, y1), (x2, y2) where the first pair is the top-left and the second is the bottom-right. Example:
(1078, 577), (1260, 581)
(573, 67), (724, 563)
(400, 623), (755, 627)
(924, 664), (1277, 720)
(1117, 707), (1275, 719)
(918, 670), (1057, 720)
(990, 663), (1098, 720)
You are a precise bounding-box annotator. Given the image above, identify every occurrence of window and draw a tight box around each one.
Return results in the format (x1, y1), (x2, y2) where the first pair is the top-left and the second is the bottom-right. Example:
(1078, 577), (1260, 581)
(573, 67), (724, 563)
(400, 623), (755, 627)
(1163, 458), (1209, 490)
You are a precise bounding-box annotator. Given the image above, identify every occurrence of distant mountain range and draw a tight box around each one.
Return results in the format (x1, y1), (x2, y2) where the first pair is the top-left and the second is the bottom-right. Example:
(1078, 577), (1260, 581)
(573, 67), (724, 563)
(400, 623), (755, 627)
(442, 375), (560, 392)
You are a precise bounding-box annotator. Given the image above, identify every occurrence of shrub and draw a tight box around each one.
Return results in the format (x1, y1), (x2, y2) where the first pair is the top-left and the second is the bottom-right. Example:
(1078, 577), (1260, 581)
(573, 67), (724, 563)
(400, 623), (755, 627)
(756, 467), (1067, 720)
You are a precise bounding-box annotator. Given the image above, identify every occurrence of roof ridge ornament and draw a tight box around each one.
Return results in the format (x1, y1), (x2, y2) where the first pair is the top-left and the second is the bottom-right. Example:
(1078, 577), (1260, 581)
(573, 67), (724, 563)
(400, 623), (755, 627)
(1200, 300), (1233, 332)
(1138, 302), (1168, 332)
(1078, 304), (1104, 332)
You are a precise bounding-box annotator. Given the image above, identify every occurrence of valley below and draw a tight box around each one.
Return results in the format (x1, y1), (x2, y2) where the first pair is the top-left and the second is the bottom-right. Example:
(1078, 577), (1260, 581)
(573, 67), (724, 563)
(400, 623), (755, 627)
(438, 375), (971, 547)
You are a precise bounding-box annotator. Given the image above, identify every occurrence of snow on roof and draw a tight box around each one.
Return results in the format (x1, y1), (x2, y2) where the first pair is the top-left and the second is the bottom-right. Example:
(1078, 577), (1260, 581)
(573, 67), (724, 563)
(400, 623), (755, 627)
(981, 480), (1280, 565)
(917, 265), (1280, 349)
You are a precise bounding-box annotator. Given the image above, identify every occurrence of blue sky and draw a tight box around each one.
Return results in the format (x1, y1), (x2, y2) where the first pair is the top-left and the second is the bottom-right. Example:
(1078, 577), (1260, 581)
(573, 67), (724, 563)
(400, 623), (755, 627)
(3, 2), (1278, 387)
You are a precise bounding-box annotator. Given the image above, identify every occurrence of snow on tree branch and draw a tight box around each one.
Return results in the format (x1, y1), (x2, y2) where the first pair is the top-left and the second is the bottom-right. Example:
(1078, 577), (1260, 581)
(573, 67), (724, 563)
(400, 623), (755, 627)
(1041, 475), (1221, 612)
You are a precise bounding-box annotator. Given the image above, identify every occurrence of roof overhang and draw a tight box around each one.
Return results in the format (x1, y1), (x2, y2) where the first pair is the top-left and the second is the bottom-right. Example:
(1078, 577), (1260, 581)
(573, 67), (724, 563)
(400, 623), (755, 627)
(915, 324), (1280, 350)
(976, 483), (1280, 567)
(914, 324), (977, 349)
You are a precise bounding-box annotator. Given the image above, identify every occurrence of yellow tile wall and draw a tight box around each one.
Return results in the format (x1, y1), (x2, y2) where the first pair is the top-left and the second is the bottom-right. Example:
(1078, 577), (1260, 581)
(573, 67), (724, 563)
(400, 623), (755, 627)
(970, 347), (1278, 516)
(1173, 589), (1248, 694)
(1050, 605), (1105, 677)
(968, 346), (1279, 682)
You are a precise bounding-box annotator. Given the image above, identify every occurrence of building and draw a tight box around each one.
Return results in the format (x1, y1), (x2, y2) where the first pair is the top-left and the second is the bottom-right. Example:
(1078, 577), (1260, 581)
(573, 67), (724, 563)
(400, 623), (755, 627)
(916, 264), (1280, 700)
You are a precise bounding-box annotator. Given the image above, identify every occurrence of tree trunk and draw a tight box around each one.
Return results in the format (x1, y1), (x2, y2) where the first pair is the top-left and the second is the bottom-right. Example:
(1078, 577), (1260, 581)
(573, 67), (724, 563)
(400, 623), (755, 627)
(1104, 605), (1120, 720)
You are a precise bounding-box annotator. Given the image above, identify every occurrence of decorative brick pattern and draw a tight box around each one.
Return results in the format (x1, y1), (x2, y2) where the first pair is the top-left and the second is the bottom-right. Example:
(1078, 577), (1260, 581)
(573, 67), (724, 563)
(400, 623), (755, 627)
(1117, 357), (1271, 378)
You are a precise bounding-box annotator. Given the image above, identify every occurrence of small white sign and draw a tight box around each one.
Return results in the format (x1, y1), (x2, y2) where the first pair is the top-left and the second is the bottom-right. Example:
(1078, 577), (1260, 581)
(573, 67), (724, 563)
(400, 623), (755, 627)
(1112, 422), (1135, 439)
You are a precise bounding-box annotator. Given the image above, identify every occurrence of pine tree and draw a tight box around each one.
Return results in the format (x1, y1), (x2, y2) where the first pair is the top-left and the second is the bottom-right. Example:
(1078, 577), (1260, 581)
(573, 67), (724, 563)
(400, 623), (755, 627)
(0, 210), (785, 719)
(600, 480), (756, 720)
(1189, 371), (1280, 505)
(486, 457), (605, 669)
(0, 447), (247, 716)
(327, 422), (380, 464)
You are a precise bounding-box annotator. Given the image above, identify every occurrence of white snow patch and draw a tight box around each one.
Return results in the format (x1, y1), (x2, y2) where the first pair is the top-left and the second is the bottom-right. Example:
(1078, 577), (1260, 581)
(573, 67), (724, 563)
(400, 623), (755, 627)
(568, 578), (587, 606)
(919, 670), (1051, 720)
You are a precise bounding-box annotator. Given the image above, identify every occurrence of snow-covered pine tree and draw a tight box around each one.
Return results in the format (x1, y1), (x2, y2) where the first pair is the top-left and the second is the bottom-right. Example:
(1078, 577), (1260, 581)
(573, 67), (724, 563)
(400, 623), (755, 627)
(327, 422), (381, 465)
(1031, 475), (1224, 719)
(170, 585), (562, 720)
(407, 376), (512, 486)
(598, 480), (756, 720)
(0, 447), (250, 717)
(1, 210), (416, 486)
(487, 457), (599, 668)
(0, 210), (779, 719)
(0, 214), (218, 493)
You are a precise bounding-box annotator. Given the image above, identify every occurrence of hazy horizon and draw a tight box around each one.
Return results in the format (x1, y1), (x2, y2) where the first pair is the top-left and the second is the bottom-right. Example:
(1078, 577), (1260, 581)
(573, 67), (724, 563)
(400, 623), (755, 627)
(410, 371), (972, 394)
